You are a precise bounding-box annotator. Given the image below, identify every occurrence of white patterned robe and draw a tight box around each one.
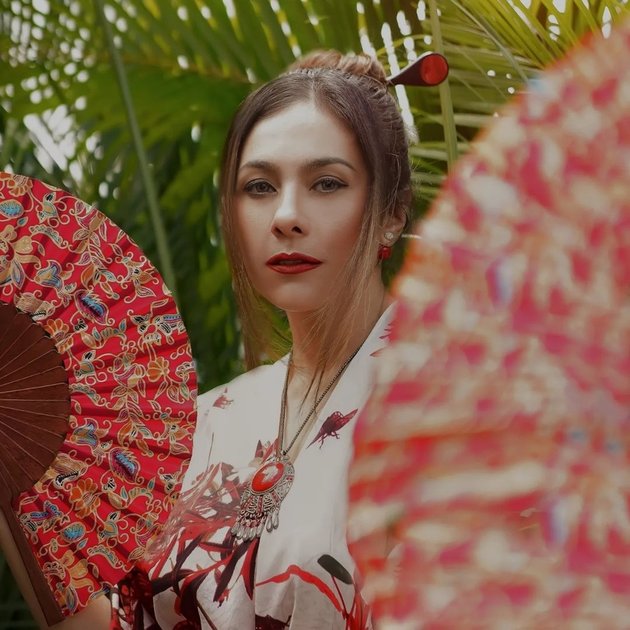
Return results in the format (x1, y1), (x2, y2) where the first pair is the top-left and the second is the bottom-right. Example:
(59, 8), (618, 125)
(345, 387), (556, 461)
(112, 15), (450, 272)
(115, 306), (394, 629)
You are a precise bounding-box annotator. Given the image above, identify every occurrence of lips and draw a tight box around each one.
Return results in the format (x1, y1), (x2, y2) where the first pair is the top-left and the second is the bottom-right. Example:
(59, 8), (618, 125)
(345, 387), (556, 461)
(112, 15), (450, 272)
(266, 252), (322, 275)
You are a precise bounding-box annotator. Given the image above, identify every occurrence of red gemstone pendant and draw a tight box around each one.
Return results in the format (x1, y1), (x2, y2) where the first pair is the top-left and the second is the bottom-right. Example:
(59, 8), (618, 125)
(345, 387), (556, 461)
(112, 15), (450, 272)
(232, 456), (295, 541)
(251, 462), (285, 492)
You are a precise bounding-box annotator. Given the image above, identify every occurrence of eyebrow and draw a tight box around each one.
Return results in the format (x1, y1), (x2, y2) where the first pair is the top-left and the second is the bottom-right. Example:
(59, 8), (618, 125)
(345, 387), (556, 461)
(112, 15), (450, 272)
(238, 157), (357, 172)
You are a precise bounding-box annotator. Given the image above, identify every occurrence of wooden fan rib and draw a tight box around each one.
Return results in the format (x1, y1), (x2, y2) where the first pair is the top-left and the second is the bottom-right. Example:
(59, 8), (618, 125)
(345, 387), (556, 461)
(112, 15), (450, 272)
(0, 403), (69, 421)
(0, 304), (16, 328)
(0, 309), (23, 361)
(0, 347), (63, 383)
(0, 438), (59, 476)
(0, 452), (55, 491)
(0, 432), (59, 495)
(0, 382), (70, 397)
(0, 334), (49, 372)
(0, 365), (67, 390)
(0, 423), (61, 461)
(0, 318), (32, 366)
(0, 345), (62, 383)
(0, 447), (26, 500)
(0, 409), (67, 441)
(0, 398), (72, 403)
(0, 406), (70, 441)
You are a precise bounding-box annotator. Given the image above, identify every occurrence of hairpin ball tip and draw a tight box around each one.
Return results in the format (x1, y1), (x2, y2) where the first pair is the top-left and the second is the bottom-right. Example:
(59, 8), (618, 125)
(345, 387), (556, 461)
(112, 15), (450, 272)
(388, 52), (449, 87)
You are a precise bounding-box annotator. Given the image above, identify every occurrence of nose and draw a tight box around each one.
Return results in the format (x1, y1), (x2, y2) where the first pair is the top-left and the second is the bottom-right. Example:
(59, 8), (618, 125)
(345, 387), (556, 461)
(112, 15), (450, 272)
(271, 187), (305, 237)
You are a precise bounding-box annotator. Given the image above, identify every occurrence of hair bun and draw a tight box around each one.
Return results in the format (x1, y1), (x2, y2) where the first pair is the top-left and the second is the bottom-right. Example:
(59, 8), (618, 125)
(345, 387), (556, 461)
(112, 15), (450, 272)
(289, 50), (388, 86)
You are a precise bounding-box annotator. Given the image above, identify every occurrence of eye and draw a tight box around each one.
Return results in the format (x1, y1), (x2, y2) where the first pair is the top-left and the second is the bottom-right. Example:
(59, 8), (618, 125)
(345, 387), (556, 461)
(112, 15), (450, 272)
(243, 180), (275, 195)
(313, 177), (346, 193)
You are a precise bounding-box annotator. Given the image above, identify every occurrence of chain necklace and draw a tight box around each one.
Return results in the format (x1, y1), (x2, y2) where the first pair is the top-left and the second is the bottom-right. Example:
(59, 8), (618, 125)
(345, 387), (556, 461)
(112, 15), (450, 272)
(231, 346), (361, 541)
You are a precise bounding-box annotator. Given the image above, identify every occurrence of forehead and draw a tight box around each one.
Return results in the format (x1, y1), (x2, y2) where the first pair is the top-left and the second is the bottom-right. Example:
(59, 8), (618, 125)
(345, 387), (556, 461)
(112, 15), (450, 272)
(239, 101), (363, 166)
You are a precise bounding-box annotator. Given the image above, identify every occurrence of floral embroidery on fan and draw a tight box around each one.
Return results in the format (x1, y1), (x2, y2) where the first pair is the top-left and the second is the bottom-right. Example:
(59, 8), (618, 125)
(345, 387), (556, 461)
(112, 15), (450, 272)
(308, 409), (358, 449)
(213, 387), (233, 408)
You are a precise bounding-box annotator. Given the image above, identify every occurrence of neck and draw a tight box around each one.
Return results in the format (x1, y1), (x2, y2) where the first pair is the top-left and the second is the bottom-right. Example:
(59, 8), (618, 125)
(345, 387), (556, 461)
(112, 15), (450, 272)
(280, 275), (391, 460)
(286, 277), (390, 379)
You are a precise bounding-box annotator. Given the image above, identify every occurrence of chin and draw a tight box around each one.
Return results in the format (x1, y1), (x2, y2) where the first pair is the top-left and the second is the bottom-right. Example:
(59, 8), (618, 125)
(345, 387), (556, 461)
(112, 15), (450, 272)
(271, 299), (325, 315)
(262, 289), (327, 315)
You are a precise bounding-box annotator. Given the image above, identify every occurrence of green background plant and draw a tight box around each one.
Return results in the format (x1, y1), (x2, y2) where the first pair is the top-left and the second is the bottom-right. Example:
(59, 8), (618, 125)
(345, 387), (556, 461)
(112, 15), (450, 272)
(0, 0), (627, 625)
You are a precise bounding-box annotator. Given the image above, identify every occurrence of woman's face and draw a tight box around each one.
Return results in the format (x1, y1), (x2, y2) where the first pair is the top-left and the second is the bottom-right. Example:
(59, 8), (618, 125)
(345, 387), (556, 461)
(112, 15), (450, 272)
(234, 100), (370, 315)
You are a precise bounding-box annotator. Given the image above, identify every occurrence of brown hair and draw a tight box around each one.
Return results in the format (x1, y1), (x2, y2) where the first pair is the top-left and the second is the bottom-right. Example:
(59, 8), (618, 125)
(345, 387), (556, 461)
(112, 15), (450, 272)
(220, 50), (412, 372)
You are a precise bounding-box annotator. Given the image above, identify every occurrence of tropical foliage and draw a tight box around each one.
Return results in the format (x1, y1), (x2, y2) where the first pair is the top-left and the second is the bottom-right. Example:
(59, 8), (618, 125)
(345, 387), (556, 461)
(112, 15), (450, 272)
(0, 0), (628, 625)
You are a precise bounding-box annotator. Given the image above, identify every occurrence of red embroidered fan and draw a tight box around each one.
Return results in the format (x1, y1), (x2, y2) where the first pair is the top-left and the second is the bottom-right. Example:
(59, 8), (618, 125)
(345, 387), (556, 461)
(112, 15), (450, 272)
(349, 18), (630, 628)
(0, 173), (197, 624)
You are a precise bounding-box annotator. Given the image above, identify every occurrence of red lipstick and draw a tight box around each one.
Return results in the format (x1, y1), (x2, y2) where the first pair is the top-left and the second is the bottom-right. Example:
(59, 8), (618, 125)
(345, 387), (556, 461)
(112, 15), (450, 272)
(266, 252), (322, 274)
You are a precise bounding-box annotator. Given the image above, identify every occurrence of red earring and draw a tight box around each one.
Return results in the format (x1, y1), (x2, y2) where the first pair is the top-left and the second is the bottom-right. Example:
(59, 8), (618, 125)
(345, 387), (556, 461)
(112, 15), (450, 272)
(377, 244), (392, 260)
(378, 231), (395, 261)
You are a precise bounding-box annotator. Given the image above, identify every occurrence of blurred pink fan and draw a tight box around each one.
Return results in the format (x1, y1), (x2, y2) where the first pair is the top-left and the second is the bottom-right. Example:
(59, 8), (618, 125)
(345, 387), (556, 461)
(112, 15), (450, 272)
(349, 18), (630, 628)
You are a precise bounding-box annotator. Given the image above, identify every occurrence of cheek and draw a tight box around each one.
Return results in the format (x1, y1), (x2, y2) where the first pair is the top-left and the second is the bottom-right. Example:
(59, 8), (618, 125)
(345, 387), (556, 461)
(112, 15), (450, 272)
(234, 211), (273, 295)
(235, 207), (264, 252)
(331, 203), (367, 251)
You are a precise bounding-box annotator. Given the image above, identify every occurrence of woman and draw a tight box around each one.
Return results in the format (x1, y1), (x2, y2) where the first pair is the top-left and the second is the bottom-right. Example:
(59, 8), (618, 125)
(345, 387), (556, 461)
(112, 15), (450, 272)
(110, 50), (411, 629)
(50, 48), (411, 630)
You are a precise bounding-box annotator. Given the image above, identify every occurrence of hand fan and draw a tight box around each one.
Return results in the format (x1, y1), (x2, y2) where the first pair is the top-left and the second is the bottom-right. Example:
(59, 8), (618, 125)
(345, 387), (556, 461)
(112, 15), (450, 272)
(349, 19), (630, 628)
(0, 173), (197, 623)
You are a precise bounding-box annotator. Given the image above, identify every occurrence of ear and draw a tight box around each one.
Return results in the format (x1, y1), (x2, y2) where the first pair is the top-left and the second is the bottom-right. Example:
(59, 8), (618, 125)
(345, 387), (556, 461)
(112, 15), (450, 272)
(381, 187), (411, 241)
(381, 207), (408, 243)
(383, 212), (406, 240)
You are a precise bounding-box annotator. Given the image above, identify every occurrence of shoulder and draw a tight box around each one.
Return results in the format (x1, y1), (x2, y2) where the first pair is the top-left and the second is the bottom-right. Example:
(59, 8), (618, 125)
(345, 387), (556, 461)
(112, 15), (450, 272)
(363, 301), (397, 358)
(182, 359), (287, 491)
(197, 358), (286, 419)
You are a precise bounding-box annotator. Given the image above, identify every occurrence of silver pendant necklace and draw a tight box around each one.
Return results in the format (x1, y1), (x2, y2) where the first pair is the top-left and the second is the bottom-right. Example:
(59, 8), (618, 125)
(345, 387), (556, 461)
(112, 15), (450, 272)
(231, 347), (361, 541)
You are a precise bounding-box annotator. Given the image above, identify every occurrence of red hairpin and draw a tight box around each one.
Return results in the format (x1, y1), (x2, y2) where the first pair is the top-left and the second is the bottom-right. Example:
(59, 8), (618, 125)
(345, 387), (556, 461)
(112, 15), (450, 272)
(388, 51), (449, 87)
